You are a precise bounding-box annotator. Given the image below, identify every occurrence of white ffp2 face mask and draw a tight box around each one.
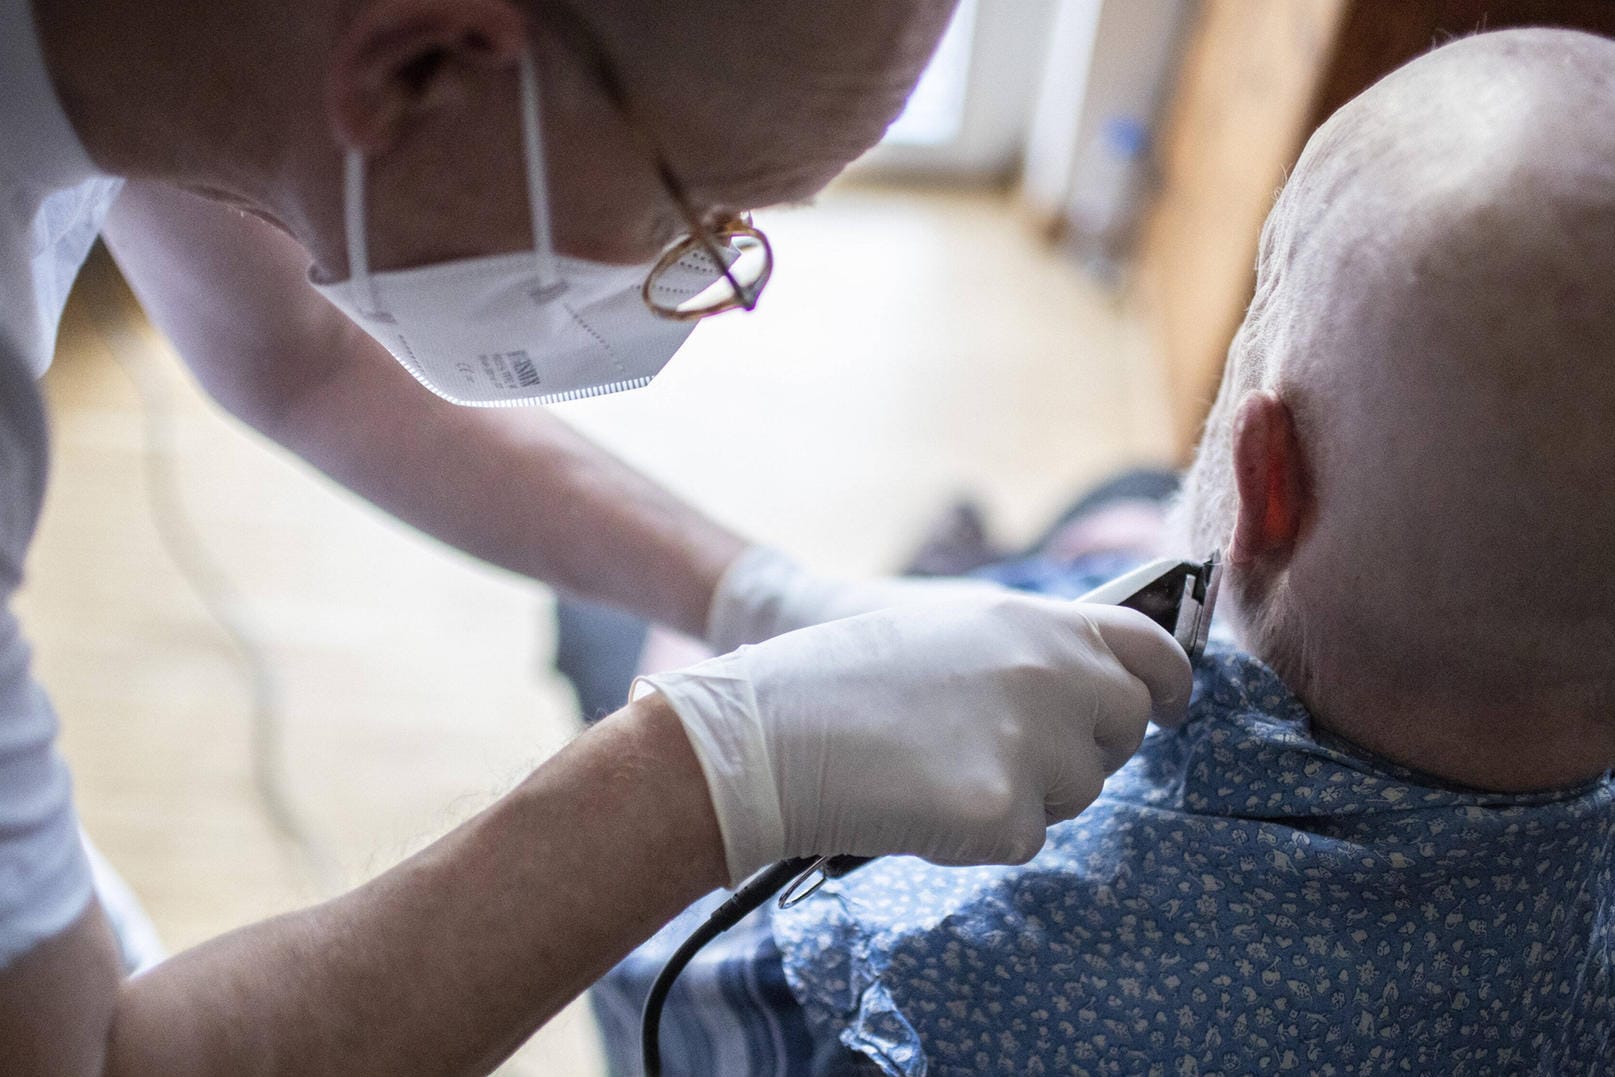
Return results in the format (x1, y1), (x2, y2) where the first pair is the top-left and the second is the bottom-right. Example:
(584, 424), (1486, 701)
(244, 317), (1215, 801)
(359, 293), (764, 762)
(310, 52), (722, 407)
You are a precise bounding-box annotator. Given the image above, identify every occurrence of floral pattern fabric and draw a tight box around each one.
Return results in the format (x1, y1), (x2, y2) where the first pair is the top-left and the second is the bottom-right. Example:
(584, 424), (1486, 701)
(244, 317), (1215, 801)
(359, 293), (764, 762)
(778, 639), (1615, 1075)
(596, 554), (1615, 1075)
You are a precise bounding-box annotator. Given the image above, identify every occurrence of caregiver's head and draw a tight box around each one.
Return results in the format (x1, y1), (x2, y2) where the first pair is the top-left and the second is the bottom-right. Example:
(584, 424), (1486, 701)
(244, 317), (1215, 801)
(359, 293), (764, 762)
(39, 0), (957, 277)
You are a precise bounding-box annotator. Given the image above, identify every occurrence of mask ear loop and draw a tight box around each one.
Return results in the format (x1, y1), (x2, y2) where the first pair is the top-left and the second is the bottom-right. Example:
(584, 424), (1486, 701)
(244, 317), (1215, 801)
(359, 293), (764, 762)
(343, 151), (387, 319)
(341, 52), (558, 316)
(517, 50), (567, 300)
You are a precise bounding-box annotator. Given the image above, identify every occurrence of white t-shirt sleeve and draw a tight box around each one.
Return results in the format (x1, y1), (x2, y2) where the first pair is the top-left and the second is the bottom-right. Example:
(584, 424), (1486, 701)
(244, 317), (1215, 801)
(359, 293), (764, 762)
(0, 605), (92, 968)
(0, 0), (127, 971)
(0, 342), (92, 969)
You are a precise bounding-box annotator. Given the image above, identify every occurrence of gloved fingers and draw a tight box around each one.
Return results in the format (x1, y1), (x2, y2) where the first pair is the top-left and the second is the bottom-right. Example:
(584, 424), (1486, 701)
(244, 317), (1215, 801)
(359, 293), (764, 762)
(1085, 662), (1155, 774)
(1084, 603), (1194, 728)
(921, 804), (1049, 867)
(1040, 751), (1110, 825)
(1001, 805), (1050, 864)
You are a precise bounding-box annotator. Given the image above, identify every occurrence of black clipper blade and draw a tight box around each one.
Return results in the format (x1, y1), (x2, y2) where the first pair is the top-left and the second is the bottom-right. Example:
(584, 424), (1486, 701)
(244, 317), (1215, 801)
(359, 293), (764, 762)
(1076, 552), (1223, 661)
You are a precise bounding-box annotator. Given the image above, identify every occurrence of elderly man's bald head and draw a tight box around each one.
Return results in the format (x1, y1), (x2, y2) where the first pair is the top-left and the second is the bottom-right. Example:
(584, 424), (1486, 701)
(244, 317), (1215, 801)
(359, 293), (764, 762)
(1174, 28), (1615, 788)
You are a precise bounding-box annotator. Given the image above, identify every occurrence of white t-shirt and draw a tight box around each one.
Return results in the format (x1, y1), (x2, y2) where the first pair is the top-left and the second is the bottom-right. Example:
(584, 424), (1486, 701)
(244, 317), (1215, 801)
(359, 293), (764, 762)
(0, 0), (124, 967)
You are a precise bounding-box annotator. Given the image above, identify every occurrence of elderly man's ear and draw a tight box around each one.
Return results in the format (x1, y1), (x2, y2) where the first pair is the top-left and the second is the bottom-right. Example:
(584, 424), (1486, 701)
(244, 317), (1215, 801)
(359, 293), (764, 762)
(326, 0), (530, 153)
(1228, 390), (1307, 566)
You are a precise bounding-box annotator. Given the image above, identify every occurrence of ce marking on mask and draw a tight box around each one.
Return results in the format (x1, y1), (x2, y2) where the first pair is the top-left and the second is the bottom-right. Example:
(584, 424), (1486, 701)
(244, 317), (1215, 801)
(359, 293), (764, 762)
(465, 352), (544, 390)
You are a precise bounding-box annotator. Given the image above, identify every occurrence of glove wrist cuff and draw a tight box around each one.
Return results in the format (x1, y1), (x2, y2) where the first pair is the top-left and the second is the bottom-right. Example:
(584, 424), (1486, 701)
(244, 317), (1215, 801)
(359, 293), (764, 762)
(704, 545), (804, 653)
(632, 665), (785, 887)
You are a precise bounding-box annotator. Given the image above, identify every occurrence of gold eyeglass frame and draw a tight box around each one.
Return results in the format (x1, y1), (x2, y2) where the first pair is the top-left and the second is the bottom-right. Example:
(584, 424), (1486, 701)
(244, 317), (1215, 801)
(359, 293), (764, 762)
(642, 216), (774, 322)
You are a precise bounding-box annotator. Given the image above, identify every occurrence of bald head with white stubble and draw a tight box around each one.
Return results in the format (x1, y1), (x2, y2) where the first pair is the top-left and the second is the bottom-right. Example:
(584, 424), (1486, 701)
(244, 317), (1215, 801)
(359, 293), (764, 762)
(1170, 28), (1615, 789)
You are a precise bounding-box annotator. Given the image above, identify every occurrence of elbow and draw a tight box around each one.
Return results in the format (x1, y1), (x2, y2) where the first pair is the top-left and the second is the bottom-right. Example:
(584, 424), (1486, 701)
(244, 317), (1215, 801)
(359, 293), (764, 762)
(185, 319), (362, 445)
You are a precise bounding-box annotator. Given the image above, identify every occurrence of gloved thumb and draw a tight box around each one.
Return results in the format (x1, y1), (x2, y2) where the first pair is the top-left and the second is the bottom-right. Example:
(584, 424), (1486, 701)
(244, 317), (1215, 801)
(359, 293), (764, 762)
(1087, 604), (1194, 727)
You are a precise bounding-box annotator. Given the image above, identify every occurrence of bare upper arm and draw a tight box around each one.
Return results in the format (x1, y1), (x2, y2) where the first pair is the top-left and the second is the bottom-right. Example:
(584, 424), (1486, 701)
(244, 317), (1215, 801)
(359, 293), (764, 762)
(0, 901), (123, 1076)
(100, 182), (366, 430)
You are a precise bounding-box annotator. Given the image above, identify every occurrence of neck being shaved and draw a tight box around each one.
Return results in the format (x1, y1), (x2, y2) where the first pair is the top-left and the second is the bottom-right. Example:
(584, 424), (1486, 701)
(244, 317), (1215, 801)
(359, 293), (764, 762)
(1177, 28), (1615, 787)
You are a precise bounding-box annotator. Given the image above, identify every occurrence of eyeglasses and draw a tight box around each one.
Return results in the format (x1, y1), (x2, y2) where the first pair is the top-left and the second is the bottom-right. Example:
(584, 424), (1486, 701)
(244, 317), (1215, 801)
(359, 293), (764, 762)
(536, 4), (775, 322)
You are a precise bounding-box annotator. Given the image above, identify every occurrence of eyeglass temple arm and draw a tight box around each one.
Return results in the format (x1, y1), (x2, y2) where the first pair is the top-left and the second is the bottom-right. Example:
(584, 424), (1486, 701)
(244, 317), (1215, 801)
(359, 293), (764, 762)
(534, 1), (758, 309)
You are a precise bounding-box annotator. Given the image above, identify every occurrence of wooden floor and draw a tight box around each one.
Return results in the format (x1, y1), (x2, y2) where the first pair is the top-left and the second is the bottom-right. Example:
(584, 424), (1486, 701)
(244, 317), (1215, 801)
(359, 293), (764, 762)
(22, 181), (1174, 1074)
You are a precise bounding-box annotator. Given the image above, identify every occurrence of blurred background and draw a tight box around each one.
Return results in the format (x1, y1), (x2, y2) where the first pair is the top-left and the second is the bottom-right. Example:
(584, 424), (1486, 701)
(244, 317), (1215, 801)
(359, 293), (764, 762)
(28, 0), (1615, 1071)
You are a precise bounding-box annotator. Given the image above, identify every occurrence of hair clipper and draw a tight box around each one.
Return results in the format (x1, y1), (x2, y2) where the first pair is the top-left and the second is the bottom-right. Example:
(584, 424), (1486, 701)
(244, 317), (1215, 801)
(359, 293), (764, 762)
(778, 552), (1224, 908)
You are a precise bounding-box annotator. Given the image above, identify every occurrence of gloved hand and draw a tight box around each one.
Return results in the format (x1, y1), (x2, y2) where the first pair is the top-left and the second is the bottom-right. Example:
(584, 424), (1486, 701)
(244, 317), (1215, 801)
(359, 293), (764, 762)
(638, 592), (1192, 886)
(705, 545), (1004, 653)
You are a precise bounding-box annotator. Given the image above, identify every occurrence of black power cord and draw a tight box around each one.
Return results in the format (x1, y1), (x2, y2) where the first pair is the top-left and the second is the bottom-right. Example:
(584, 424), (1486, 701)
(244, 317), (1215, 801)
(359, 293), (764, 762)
(640, 857), (816, 1077)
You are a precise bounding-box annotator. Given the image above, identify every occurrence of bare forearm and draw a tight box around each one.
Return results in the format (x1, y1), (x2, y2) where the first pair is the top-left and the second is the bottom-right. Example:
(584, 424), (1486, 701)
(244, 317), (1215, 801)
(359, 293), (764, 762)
(259, 343), (745, 634)
(105, 696), (724, 1076)
(102, 182), (747, 637)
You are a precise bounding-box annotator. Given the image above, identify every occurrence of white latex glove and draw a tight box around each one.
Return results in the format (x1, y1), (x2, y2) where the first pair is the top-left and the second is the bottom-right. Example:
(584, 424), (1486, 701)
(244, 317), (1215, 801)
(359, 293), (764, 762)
(638, 592), (1192, 886)
(706, 545), (1003, 653)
